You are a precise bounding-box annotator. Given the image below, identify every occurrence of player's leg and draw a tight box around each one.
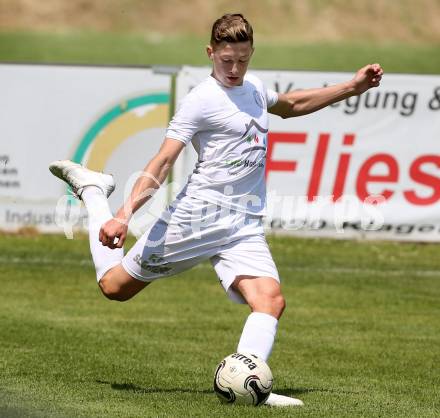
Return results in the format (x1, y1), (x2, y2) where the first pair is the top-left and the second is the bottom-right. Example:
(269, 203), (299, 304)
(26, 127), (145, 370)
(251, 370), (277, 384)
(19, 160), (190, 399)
(80, 185), (124, 281)
(49, 160), (149, 301)
(234, 278), (304, 407)
(233, 276), (303, 407)
(211, 234), (303, 407)
(233, 275), (285, 360)
(83, 184), (151, 301)
(211, 233), (284, 361)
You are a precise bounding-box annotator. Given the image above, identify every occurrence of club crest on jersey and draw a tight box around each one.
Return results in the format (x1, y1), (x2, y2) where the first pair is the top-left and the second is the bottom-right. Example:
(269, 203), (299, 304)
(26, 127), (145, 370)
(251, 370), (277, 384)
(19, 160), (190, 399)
(240, 119), (268, 139)
(245, 134), (260, 144)
(253, 90), (265, 109)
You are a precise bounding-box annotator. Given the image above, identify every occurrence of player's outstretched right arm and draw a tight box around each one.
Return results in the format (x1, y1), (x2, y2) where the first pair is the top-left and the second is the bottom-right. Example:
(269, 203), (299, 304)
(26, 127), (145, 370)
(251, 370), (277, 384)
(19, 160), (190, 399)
(269, 63), (384, 118)
(99, 138), (185, 249)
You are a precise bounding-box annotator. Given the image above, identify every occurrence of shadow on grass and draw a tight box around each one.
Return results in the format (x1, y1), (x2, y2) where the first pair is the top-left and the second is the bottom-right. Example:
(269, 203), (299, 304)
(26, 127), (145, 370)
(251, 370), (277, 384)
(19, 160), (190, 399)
(96, 380), (212, 394)
(97, 380), (360, 396)
(276, 387), (361, 396)
(0, 404), (40, 418)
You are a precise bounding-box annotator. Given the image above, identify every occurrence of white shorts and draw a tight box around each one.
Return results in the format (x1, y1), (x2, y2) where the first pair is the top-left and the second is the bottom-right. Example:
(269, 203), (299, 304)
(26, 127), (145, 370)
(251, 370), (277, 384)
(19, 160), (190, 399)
(122, 194), (279, 303)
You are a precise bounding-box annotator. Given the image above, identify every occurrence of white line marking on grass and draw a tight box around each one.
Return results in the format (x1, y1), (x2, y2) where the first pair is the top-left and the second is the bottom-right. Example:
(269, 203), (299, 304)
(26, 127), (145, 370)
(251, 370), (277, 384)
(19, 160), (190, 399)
(0, 256), (439, 277)
(0, 256), (92, 267)
(284, 265), (440, 277)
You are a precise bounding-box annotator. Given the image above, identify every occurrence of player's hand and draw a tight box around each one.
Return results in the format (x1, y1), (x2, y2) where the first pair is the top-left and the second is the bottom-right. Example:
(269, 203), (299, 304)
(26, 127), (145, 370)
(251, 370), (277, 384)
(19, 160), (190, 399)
(351, 63), (384, 95)
(99, 217), (128, 249)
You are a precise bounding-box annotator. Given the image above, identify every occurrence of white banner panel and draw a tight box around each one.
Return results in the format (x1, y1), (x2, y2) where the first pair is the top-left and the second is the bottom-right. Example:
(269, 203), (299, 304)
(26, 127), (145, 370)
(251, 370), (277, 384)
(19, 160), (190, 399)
(0, 64), (170, 234)
(174, 66), (440, 241)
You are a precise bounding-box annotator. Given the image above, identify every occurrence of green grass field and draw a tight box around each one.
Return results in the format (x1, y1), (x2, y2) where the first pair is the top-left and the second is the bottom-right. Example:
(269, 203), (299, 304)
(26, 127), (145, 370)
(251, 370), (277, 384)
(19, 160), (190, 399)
(1, 31), (440, 74)
(1, 233), (439, 417)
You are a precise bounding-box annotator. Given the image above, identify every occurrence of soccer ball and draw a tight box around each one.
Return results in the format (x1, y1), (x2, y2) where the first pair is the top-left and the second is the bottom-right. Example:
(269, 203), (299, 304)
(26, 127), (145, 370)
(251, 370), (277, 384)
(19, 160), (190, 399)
(213, 352), (273, 406)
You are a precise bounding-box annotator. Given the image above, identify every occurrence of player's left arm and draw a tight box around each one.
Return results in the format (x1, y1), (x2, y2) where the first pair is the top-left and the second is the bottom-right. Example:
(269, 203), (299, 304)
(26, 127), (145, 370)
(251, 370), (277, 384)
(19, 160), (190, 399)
(268, 63), (383, 118)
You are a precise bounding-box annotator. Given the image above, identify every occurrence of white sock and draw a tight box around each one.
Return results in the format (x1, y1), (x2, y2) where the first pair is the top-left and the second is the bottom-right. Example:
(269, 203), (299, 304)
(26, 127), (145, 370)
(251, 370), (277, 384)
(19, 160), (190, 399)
(81, 186), (123, 281)
(237, 312), (278, 362)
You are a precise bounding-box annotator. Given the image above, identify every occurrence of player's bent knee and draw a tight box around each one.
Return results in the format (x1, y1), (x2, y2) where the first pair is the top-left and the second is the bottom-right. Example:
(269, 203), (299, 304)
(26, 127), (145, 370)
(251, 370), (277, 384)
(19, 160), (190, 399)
(273, 294), (286, 317)
(98, 266), (149, 302)
(262, 293), (286, 318)
(234, 276), (286, 318)
(98, 277), (131, 302)
(248, 293), (286, 319)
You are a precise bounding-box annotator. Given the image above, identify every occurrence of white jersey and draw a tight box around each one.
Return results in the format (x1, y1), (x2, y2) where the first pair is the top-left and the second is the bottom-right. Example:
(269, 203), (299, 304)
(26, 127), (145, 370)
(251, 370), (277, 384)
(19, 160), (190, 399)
(166, 73), (278, 215)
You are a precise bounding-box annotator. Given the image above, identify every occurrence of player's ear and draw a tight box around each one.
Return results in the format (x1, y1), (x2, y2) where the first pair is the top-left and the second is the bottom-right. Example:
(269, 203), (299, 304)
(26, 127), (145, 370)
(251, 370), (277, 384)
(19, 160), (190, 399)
(206, 45), (214, 60)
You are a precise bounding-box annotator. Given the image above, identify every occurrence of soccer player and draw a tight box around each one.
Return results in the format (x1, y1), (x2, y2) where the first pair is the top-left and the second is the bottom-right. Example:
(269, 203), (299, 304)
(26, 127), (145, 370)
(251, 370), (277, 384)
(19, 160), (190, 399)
(50, 13), (383, 407)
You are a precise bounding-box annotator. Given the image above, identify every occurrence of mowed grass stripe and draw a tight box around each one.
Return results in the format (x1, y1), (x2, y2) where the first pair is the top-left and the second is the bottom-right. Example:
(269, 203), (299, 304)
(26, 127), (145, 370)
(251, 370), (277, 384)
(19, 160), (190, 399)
(1, 255), (440, 278)
(1, 31), (439, 74)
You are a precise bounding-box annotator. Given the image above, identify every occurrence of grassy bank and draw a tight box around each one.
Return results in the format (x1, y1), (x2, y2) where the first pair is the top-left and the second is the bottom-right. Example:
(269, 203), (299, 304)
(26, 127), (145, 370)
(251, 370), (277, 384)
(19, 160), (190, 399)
(1, 31), (439, 73)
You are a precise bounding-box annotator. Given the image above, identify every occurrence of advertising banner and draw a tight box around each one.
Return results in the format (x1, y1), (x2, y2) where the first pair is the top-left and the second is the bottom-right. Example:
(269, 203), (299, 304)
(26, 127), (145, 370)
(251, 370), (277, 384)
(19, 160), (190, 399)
(174, 66), (440, 241)
(0, 64), (171, 235)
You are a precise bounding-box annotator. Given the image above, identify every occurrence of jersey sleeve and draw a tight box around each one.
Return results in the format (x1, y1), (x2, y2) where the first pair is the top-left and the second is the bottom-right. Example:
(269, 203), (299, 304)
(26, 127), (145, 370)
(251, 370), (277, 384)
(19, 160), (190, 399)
(166, 91), (204, 145)
(266, 88), (279, 109)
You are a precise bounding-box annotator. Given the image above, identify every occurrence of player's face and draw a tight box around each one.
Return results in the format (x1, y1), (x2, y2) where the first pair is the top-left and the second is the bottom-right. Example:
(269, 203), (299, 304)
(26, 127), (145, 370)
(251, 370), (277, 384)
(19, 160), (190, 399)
(207, 41), (254, 88)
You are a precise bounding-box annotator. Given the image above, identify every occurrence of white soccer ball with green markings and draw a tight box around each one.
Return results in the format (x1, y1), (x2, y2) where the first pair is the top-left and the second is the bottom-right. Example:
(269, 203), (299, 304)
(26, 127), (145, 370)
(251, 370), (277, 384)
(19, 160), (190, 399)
(213, 352), (273, 406)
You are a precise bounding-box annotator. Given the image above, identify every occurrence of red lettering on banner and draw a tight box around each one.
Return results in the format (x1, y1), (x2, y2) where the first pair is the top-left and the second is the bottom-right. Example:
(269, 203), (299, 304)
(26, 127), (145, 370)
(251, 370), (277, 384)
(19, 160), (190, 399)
(403, 156), (440, 205)
(266, 131), (438, 207)
(332, 134), (356, 201)
(307, 134), (330, 201)
(356, 154), (399, 201)
(266, 132), (307, 178)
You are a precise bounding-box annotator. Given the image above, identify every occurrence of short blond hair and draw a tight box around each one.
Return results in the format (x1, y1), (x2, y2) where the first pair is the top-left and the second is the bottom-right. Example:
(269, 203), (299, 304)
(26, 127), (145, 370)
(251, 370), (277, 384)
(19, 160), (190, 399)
(210, 13), (253, 47)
